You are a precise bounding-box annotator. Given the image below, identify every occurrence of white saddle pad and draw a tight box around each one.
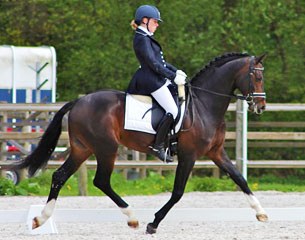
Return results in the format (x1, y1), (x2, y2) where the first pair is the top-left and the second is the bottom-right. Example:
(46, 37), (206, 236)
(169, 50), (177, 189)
(124, 93), (185, 134)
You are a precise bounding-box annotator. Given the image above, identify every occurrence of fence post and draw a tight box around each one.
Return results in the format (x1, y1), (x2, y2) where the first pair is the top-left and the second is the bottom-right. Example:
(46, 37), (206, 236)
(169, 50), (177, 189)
(78, 162), (88, 196)
(20, 111), (31, 181)
(235, 100), (248, 180)
(139, 152), (147, 178)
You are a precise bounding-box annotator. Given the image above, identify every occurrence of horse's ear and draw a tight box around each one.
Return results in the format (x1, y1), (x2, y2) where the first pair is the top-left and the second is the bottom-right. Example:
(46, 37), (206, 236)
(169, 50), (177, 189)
(255, 53), (267, 64)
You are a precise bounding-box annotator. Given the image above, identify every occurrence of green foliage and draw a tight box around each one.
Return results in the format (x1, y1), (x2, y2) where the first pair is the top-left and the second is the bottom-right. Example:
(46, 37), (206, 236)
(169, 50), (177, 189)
(190, 176), (236, 191)
(109, 171), (176, 195)
(3, 169), (305, 196)
(0, 177), (16, 195)
(249, 174), (305, 192)
(0, 0), (304, 102)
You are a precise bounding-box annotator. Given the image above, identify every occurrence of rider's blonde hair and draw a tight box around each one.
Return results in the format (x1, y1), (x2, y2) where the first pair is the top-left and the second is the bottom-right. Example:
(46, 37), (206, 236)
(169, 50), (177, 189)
(130, 20), (138, 30)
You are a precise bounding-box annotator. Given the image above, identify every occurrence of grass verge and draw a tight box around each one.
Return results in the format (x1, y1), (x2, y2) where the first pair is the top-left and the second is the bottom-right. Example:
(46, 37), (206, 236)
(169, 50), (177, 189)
(1, 170), (305, 196)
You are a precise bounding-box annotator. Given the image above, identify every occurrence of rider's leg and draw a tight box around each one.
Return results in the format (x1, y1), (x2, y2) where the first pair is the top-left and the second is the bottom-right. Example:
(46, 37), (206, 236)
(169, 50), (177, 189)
(150, 113), (174, 162)
(151, 84), (178, 162)
(151, 83), (178, 120)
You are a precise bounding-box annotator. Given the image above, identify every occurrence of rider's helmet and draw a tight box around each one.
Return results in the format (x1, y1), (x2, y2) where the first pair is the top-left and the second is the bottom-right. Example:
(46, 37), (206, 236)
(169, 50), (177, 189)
(135, 5), (162, 25)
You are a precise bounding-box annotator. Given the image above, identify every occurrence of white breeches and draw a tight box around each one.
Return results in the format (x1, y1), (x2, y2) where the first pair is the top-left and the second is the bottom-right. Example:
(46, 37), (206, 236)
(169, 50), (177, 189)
(151, 82), (178, 119)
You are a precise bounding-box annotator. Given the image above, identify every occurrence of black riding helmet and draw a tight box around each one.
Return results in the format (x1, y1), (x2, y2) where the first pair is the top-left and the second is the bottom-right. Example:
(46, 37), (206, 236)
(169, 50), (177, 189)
(135, 5), (163, 25)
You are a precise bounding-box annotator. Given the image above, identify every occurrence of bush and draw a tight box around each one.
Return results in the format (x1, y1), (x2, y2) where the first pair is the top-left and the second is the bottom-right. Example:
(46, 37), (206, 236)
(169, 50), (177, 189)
(0, 177), (16, 195)
(191, 176), (236, 192)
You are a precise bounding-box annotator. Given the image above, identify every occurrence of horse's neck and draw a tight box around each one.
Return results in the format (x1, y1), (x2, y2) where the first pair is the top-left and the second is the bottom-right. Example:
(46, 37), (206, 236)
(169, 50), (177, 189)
(193, 91), (231, 124)
(193, 69), (235, 120)
(190, 58), (247, 126)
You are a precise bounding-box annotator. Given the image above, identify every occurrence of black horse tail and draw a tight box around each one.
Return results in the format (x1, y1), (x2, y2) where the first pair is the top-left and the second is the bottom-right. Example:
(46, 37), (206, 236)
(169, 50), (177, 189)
(13, 99), (78, 177)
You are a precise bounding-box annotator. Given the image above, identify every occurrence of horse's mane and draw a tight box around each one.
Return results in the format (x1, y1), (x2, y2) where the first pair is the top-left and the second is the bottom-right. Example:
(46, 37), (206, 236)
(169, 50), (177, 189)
(191, 52), (250, 83)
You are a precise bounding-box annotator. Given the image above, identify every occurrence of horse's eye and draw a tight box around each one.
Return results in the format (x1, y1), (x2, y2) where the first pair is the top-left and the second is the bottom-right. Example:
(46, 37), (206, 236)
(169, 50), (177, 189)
(255, 77), (263, 82)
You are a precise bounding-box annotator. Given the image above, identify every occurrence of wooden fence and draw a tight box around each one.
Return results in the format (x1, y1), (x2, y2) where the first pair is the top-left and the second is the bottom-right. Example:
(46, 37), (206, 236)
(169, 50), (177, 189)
(0, 102), (304, 194)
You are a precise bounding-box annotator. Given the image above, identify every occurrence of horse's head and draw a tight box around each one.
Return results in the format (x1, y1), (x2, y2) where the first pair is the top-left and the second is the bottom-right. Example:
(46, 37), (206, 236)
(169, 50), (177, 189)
(237, 54), (267, 114)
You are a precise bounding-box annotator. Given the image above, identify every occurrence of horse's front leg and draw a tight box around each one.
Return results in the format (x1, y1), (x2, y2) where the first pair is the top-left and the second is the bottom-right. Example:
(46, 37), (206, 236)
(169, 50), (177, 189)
(146, 156), (195, 234)
(210, 149), (268, 222)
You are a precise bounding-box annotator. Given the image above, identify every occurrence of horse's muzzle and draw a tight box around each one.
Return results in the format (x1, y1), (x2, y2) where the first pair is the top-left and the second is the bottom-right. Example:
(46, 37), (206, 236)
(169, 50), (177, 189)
(248, 100), (266, 115)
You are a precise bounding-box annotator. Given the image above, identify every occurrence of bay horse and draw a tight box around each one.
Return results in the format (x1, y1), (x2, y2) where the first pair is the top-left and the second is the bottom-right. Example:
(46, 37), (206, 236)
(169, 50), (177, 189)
(13, 52), (268, 234)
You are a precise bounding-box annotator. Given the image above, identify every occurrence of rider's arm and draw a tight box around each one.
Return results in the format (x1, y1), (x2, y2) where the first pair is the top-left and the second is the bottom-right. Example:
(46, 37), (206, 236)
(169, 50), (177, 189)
(135, 36), (176, 80)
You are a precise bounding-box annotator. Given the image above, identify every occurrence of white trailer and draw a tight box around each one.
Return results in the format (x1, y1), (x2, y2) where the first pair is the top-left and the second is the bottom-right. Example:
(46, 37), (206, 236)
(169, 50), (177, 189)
(0, 45), (56, 103)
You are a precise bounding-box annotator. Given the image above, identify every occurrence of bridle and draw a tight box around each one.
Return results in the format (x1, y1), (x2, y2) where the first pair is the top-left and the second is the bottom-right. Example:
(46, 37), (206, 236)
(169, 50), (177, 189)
(187, 56), (266, 103)
(245, 56), (266, 106)
(182, 56), (266, 131)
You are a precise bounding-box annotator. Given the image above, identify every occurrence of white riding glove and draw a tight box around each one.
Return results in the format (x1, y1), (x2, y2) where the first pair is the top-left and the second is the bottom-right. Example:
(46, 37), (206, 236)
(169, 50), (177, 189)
(174, 70), (187, 85)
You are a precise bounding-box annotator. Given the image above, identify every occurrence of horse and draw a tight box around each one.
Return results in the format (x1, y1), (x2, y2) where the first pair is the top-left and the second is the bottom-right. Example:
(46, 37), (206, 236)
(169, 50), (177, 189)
(12, 52), (268, 234)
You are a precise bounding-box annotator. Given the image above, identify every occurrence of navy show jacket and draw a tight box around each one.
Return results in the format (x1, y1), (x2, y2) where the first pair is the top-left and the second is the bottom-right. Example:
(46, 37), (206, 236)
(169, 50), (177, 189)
(127, 28), (177, 95)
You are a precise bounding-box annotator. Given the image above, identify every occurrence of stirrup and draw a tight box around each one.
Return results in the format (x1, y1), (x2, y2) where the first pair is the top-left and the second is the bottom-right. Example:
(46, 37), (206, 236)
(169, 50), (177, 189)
(149, 146), (173, 163)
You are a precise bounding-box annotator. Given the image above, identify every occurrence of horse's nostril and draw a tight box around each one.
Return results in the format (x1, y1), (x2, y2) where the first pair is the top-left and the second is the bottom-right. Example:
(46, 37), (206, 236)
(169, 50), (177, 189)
(261, 105), (266, 111)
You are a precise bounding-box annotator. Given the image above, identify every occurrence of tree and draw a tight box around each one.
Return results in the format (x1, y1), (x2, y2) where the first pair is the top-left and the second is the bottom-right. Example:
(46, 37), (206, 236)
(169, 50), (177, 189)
(0, 0), (304, 102)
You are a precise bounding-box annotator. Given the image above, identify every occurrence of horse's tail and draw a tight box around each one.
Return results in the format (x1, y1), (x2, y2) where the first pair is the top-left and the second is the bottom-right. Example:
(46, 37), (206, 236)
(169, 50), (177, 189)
(12, 99), (78, 177)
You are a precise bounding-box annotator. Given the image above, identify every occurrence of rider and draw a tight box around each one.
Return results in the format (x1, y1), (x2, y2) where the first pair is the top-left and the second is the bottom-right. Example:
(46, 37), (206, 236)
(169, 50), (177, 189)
(127, 5), (187, 162)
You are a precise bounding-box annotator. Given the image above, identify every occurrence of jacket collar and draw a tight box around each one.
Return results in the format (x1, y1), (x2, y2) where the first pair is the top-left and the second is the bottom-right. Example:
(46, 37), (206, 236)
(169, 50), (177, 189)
(135, 28), (162, 49)
(137, 26), (153, 36)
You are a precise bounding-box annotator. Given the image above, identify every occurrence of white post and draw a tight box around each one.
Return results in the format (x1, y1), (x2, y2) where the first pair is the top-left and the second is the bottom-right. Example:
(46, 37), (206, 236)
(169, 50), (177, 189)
(242, 100), (248, 180)
(235, 100), (248, 180)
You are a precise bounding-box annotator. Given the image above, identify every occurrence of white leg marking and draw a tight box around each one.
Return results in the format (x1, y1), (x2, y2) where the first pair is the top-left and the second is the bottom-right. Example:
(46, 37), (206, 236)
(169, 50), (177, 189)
(35, 199), (56, 226)
(244, 193), (266, 215)
(120, 206), (138, 223)
(121, 206), (139, 228)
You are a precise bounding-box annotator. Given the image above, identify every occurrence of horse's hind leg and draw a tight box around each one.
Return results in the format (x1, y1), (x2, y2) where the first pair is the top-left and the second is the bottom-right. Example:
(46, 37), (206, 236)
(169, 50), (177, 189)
(211, 149), (268, 222)
(93, 151), (139, 229)
(32, 150), (89, 229)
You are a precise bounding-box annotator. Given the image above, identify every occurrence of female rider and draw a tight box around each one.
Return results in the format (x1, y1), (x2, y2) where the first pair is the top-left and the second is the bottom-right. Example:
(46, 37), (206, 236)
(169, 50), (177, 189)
(127, 5), (187, 162)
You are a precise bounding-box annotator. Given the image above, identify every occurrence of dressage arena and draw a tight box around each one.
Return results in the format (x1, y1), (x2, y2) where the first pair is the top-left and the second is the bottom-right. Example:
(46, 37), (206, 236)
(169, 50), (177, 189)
(1, 191), (305, 240)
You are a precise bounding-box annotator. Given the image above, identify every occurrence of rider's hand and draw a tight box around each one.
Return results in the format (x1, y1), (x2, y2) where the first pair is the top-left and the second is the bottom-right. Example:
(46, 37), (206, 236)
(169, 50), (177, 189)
(176, 70), (187, 77)
(174, 70), (187, 85)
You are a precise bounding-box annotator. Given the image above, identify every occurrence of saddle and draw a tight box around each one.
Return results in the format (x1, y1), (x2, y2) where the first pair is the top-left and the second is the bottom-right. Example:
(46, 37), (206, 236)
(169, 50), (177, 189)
(124, 85), (186, 156)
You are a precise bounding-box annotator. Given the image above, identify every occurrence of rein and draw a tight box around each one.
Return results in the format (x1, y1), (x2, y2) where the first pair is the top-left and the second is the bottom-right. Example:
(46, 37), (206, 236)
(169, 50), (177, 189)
(187, 56), (265, 102)
(181, 56), (266, 131)
(187, 83), (249, 100)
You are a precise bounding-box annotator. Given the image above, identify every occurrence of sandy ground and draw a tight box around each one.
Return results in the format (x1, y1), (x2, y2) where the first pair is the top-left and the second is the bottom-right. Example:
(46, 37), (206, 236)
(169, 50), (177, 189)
(1, 191), (305, 240)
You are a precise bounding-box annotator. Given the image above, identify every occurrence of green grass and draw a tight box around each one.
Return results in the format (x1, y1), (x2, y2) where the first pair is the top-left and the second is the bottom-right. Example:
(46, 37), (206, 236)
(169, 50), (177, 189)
(1, 169), (305, 196)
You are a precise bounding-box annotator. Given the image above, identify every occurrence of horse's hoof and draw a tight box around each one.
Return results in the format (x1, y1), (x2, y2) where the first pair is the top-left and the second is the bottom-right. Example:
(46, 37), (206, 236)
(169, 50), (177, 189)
(146, 223), (157, 234)
(32, 217), (40, 229)
(256, 213), (268, 222)
(128, 220), (139, 229)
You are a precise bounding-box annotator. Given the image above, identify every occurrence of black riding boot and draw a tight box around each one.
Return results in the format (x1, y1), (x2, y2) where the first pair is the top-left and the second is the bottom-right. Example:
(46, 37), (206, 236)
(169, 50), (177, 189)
(150, 113), (174, 163)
